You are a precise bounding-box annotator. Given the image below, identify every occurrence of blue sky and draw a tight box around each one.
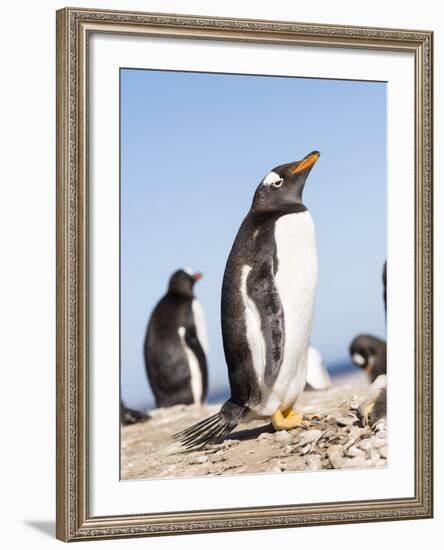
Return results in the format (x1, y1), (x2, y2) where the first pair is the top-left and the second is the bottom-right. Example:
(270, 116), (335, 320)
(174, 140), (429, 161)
(120, 69), (386, 409)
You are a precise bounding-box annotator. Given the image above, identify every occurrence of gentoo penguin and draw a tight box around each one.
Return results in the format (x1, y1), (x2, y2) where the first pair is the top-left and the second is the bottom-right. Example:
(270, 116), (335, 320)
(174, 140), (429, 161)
(175, 151), (320, 449)
(305, 346), (331, 390)
(120, 401), (150, 425)
(350, 334), (386, 382)
(145, 269), (208, 408)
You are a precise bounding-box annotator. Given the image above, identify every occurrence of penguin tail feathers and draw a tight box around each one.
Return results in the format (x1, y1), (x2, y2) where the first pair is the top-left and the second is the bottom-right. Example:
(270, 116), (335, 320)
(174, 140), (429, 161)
(172, 400), (246, 451)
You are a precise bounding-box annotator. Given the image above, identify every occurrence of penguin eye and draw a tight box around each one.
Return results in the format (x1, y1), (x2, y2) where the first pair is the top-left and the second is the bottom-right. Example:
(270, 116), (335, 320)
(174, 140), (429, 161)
(273, 178), (283, 188)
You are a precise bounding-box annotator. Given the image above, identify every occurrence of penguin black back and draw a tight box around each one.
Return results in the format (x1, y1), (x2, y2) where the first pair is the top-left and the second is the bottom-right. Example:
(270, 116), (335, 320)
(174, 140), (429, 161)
(145, 269), (208, 408)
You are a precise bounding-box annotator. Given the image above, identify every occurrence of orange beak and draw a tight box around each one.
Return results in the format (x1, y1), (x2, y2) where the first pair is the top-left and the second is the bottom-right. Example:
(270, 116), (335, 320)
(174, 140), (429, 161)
(291, 151), (320, 174)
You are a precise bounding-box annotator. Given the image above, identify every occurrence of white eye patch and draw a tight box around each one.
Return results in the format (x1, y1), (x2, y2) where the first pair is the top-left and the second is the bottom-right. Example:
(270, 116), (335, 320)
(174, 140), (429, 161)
(262, 171), (283, 187)
(352, 353), (366, 366)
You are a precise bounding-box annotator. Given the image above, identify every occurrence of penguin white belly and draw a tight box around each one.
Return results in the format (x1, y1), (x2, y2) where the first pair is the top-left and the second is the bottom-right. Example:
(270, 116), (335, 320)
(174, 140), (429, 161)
(256, 211), (318, 416)
(192, 299), (209, 355)
(178, 326), (202, 403)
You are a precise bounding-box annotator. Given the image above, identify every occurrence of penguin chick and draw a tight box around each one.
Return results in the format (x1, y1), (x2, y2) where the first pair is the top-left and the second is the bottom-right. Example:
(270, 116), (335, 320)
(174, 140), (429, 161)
(174, 151), (321, 450)
(145, 269), (208, 408)
(350, 334), (386, 382)
(120, 401), (150, 425)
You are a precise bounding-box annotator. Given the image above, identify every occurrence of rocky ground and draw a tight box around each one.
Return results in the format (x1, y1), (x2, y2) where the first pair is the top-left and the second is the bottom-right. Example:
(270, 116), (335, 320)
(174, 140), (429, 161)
(121, 376), (387, 480)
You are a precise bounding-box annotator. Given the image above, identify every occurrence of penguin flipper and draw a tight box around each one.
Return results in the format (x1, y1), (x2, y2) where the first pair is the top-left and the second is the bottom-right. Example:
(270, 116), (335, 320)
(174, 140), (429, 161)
(173, 400), (246, 450)
(246, 263), (284, 387)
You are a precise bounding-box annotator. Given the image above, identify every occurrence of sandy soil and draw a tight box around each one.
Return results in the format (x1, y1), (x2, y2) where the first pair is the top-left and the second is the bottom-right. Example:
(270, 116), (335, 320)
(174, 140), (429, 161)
(121, 375), (387, 480)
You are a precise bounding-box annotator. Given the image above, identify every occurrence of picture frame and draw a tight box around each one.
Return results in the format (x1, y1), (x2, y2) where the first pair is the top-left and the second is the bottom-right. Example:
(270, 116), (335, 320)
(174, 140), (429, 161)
(56, 6), (433, 542)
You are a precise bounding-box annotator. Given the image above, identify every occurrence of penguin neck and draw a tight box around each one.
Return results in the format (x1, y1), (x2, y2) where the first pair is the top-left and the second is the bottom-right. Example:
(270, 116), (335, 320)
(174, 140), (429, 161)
(251, 201), (308, 219)
(168, 289), (194, 300)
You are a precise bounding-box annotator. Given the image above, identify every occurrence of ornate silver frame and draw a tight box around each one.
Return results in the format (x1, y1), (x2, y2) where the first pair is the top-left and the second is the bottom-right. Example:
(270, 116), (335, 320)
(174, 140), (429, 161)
(56, 7), (433, 542)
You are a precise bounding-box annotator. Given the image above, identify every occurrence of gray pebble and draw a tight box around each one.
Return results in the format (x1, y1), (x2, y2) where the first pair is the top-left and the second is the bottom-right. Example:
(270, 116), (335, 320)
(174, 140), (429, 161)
(300, 444), (312, 455)
(347, 427), (362, 440)
(335, 416), (356, 426)
(357, 438), (372, 451)
(345, 445), (365, 458)
(299, 429), (322, 445)
(327, 445), (345, 469)
(221, 439), (240, 449)
(210, 454), (226, 463)
(189, 455), (208, 465)
(305, 455), (322, 470)
(286, 456), (306, 470)
(274, 430), (291, 442)
(208, 465), (225, 475)
(369, 449), (380, 465)
(344, 456), (368, 469)
(375, 419), (387, 432)
(258, 432), (273, 441)
(370, 435), (386, 449)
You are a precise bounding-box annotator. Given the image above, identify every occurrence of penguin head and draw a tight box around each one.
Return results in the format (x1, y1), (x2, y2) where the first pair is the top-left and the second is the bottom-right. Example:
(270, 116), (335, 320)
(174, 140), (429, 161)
(252, 150), (320, 212)
(168, 269), (202, 298)
(350, 335), (380, 375)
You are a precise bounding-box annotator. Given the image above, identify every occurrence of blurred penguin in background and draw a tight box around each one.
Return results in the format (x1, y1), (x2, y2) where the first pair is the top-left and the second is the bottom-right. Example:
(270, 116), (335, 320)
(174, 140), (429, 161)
(350, 334), (386, 382)
(305, 346), (331, 390)
(145, 269), (208, 408)
(120, 401), (150, 425)
(383, 261), (387, 315)
(349, 261), (387, 382)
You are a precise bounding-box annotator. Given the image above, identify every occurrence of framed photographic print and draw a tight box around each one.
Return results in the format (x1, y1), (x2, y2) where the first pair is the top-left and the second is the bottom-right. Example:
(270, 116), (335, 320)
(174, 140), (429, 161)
(56, 7), (433, 542)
